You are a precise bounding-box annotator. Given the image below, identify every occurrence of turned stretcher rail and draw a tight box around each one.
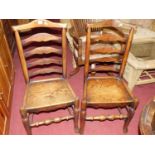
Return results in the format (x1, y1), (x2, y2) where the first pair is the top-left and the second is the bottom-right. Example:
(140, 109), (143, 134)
(30, 115), (74, 127)
(86, 114), (127, 121)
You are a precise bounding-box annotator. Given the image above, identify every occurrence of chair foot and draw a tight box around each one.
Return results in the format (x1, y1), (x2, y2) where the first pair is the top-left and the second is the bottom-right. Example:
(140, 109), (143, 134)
(79, 110), (86, 134)
(20, 109), (32, 135)
(74, 99), (80, 133)
(123, 106), (135, 133)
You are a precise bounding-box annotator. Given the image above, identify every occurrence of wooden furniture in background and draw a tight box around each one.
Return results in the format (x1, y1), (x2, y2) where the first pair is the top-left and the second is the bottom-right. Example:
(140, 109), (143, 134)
(17, 19), (31, 25)
(69, 19), (104, 76)
(12, 19), (79, 134)
(139, 97), (155, 135)
(80, 20), (138, 134)
(123, 27), (155, 90)
(0, 20), (18, 54)
(0, 21), (14, 134)
(67, 19), (136, 77)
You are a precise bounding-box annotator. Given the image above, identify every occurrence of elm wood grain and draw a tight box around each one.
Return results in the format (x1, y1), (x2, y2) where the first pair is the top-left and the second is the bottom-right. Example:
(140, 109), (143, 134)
(139, 98), (155, 135)
(22, 33), (62, 45)
(80, 21), (138, 134)
(86, 77), (134, 107)
(25, 46), (62, 58)
(12, 19), (79, 134)
(23, 79), (77, 112)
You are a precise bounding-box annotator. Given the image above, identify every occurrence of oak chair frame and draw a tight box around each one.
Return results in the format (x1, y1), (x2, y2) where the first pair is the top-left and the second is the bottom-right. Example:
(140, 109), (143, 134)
(80, 20), (138, 134)
(12, 19), (79, 134)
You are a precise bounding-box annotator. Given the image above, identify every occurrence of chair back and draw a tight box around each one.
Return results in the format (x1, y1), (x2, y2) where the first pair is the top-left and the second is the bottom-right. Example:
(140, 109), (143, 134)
(70, 19), (104, 37)
(84, 20), (134, 80)
(12, 19), (67, 83)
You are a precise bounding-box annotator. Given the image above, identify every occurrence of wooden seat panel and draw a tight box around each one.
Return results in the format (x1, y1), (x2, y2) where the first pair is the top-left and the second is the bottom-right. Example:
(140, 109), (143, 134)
(24, 79), (76, 111)
(86, 77), (134, 107)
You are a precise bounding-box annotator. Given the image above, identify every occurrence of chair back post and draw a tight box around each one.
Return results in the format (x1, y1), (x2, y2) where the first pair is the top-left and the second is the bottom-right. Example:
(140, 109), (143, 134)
(14, 30), (29, 83)
(62, 27), (67, 78)
(84, 24), (91, 81)
(120, 28), (134, 77)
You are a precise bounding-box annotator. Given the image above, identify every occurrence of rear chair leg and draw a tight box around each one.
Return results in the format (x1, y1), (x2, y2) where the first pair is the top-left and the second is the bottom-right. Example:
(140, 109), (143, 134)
(20, 109), (32, 135)
(80, 100), (86, 134)
(123, 106), (135, 133)
(74, 99), (80, 133)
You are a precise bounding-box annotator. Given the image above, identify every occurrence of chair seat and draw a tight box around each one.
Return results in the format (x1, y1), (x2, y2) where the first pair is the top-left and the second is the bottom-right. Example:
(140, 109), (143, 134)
(22, 79), (77, 111)
(86, 77), (134, 107)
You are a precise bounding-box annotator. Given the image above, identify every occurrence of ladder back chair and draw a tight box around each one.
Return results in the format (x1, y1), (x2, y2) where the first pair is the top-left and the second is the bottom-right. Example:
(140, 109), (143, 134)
(80, 20), (138, 134)
(69, 19), (104, 76)
(12, 19), (79, 134)
(68, 19), (136, 77)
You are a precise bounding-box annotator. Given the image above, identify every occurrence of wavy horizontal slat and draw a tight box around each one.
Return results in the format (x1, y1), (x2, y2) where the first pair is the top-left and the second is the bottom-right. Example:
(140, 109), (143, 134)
(22, 33), (62, 45)
(90, 65), (119, 72)
(25, 46), (62, 57)
(29, 67), (62, 77)
(91, 34), (126, 43)
(27, 58), (62, 68)
(91, 56), (121, 63)
(90, 46), (124, 54)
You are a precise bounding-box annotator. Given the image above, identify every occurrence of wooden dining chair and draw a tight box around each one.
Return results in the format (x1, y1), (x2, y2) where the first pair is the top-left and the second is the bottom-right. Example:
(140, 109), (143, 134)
(12, 19), (79, 134)
(80, 20), (138, 134)
(68, 19), (104, 76)
(68, 19), (136, 77)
